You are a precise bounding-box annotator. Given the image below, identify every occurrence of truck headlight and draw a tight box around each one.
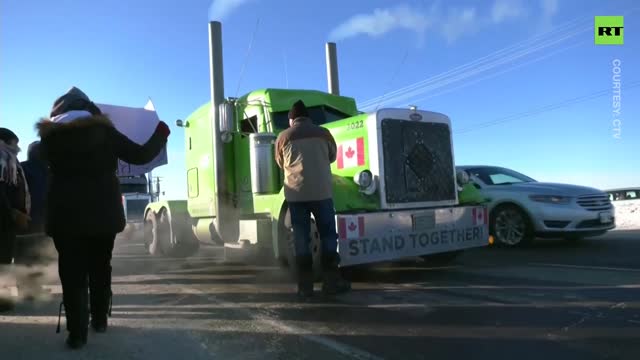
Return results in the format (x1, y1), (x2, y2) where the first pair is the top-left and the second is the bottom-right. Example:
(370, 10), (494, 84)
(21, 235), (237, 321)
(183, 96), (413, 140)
(354, 170), (373, 188)
(354, 170), (377, 195)
(529, 195), (572, 204)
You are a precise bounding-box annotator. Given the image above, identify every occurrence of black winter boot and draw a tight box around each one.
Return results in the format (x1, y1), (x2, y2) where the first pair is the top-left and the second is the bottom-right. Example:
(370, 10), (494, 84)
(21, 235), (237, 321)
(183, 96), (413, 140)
(295, 255), (314, 300)
(90, 289), (111, 333)
(321, 253), (351, 296)
(64, 289), (89, 349)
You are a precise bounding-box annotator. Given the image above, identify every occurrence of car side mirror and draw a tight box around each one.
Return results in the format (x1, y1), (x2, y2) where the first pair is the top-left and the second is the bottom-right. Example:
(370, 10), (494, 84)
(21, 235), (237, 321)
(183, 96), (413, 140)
(456, 170), (470, 187)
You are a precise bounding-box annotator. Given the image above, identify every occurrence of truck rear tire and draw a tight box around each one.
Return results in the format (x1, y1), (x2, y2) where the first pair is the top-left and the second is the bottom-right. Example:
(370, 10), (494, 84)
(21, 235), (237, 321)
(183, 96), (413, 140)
(147, 208), (199, 258)
(144, 211), (162, 256)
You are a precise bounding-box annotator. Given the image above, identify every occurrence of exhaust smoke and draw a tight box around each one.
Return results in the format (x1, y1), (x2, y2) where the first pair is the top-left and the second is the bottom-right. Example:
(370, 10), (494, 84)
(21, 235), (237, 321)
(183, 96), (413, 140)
(208, 0), (255, 21)
(0, 238), (58, 305)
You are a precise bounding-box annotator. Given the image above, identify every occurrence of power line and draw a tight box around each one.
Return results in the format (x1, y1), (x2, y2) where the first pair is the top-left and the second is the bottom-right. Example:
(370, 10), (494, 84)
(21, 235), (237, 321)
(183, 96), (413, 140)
(455, 80), (640, 135)
(359, 13), (592, 108)
(411, 39), (588, 105)
(373, 25), (591, 109)
(362, 23), (591, 110)
(359, 6), (640, 111)
(374, 48), (409, 112)
(235, 17), (261, 98)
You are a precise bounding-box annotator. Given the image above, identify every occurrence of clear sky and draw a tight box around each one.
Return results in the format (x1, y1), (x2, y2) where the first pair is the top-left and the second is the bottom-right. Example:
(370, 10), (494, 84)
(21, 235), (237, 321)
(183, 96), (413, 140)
(1, 0), (638, 200)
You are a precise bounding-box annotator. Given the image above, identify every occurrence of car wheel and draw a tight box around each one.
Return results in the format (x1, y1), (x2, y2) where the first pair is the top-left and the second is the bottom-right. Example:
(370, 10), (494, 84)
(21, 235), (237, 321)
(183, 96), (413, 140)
(491, 205), (533, 247)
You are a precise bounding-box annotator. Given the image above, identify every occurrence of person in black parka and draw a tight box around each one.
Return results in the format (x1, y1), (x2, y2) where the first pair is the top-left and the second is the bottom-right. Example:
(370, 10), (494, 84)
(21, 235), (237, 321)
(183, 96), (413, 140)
(0, 128), (30, 312)
(14, 141), (55, 300)
(19, 141), (47, 236)
(37, 87), (170, 349)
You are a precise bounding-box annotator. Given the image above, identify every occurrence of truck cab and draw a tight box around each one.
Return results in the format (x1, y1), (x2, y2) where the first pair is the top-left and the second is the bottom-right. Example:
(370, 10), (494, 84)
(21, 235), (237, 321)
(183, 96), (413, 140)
(120, 175), (152, 224)
(142, 21), (490, 272)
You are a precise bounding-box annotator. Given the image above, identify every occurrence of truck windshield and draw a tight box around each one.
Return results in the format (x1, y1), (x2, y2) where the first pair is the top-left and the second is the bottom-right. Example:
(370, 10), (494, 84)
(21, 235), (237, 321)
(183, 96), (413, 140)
(120, 183), (148, 193)
(271, 105), (351, 129)
(119, 176), (149, 193)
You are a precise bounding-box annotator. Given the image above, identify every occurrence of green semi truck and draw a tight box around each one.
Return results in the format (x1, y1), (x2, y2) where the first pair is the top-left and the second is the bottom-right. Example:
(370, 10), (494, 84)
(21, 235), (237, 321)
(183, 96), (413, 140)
(142, 21), (490, 274)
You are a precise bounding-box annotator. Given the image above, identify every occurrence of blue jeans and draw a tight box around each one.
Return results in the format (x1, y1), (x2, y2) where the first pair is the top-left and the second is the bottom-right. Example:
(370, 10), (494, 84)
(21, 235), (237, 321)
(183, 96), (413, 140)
(288, 199), (338, 257)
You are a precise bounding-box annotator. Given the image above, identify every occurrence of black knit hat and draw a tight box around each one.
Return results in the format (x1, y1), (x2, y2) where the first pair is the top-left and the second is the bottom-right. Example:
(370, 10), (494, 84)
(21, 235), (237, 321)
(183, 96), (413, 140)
(0, 128), (18, 143)
(288, 100), (309, 120)
(50, 86), (102, 118)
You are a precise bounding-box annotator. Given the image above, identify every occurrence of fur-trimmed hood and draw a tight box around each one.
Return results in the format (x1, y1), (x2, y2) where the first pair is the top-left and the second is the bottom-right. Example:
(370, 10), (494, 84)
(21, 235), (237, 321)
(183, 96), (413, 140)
(36, 112), (117, 156)
(37, 113), (114, 138)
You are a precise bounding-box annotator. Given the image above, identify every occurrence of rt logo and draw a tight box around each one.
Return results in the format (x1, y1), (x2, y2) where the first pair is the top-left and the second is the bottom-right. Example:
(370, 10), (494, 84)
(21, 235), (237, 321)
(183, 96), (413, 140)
(595, 16), (624, 45)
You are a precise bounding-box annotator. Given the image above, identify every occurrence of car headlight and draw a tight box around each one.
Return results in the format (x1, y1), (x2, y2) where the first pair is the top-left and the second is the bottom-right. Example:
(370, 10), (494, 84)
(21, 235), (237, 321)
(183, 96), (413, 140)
(353, 170), (377, 195)
(529, 195), (572, 204)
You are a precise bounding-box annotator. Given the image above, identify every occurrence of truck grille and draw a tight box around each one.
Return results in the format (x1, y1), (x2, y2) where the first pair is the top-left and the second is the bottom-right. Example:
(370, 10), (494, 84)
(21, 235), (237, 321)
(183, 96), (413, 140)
(380, 119), (455, 204)
(576, 194), (612, 211)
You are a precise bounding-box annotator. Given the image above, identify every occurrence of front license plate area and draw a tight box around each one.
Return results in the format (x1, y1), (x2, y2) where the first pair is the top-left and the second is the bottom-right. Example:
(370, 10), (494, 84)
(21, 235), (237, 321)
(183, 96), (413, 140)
(412, 212), (435, 232)
(599, 211), (613, 224)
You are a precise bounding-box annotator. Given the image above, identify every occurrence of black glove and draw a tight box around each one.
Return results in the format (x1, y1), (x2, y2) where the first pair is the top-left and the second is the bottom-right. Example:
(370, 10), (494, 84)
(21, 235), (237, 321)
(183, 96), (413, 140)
(156, 121), (171, 138)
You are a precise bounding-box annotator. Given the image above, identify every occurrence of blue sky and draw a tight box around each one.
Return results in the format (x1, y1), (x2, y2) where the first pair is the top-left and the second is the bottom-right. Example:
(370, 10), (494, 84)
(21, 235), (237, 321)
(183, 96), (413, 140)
(1, 0), (638, 200)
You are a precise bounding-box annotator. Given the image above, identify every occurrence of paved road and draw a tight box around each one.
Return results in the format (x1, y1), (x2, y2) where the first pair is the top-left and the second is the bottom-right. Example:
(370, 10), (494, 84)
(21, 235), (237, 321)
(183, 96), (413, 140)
(1, 230), (639, 359)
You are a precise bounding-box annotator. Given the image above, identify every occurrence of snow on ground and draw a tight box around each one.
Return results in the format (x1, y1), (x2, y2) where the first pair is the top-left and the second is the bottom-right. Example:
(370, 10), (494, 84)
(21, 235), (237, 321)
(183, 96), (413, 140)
(613, 199), (640, 230)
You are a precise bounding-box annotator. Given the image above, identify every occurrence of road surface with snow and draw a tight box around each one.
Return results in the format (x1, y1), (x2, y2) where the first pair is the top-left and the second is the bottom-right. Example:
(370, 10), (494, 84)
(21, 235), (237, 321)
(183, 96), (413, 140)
(613, 200), (640, 231)
(1, 230), (639, 359)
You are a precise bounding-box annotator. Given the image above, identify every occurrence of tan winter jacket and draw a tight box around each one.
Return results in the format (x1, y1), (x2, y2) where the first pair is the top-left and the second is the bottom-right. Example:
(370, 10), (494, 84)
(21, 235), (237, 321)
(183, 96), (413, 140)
(275, 117), (336, 202)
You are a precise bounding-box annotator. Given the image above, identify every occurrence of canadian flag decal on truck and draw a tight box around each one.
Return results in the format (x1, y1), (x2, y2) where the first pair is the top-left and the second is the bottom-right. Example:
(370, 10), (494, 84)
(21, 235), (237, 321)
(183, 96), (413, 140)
(473, 207), (488, 225)
(337, 137), (365, 169)
(338, 216), (365, 240)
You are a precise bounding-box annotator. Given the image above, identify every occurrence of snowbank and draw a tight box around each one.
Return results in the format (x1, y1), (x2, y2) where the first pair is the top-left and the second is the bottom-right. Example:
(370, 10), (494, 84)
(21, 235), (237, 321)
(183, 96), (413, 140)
(613, 199), (640, 230)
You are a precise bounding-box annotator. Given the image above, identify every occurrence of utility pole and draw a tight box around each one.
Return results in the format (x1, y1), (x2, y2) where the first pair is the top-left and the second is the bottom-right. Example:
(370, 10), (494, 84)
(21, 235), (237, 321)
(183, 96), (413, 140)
(147, 171), (153, 200)
(153, 176), (163, 201)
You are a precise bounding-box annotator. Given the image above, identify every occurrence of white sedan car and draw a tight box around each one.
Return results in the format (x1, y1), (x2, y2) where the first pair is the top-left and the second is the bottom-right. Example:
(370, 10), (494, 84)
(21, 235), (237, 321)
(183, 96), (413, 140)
(457, 166), (616, 247)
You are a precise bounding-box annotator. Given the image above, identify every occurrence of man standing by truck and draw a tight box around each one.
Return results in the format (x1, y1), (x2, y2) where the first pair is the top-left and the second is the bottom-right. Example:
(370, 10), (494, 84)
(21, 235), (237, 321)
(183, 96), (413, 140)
(275, 100), (350, 300)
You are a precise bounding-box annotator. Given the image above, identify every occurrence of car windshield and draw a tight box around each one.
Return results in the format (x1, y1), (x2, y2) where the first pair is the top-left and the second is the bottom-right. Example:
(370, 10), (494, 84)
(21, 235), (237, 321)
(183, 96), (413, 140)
(464, 166), (536, 185)
(271, 105), (351, 129)
(609, 190), (640, 201)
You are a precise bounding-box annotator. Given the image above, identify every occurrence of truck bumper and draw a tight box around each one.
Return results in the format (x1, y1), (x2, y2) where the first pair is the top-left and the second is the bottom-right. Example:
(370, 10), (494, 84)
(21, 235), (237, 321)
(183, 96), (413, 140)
(336, 205), (490, 266)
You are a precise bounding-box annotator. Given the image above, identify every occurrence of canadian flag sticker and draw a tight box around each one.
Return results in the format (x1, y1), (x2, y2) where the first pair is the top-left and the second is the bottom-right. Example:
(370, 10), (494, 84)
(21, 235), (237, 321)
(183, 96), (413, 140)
(473, 207), (488, 225)
(338, 216), (365, 240)
(337, 137), (365, 169)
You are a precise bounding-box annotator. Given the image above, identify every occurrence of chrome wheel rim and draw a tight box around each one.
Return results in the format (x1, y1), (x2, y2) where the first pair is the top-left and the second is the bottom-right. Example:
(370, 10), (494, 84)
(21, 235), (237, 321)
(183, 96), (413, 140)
(495, 209), (526, 245)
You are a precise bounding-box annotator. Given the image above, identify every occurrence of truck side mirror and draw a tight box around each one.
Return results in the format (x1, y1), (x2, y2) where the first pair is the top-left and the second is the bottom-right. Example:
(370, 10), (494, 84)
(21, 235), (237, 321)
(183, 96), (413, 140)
(218, 102), (235, 143)
(456, 170), (470, 187)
